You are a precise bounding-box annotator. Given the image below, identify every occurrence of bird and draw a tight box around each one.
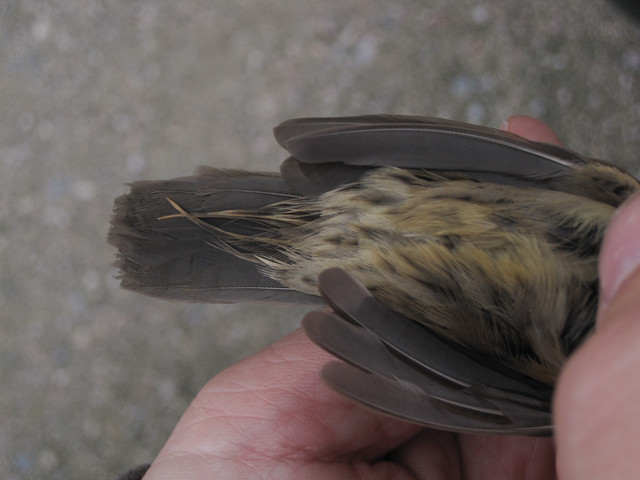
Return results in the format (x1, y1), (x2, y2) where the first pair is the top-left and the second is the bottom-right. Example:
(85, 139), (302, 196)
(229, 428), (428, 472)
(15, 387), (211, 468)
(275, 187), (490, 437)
(109, 114), (639, 435)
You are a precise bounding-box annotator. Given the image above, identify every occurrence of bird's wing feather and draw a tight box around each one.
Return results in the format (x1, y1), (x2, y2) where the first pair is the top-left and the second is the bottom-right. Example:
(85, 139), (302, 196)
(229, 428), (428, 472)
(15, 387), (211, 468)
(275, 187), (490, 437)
(302, 267), (553, 435)
(274, 115), (589, 196)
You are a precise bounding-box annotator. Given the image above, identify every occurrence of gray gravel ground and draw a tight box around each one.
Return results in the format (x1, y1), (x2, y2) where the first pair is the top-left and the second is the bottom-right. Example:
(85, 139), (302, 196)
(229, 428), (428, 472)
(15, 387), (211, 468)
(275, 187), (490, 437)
(1, 1), (639, 478)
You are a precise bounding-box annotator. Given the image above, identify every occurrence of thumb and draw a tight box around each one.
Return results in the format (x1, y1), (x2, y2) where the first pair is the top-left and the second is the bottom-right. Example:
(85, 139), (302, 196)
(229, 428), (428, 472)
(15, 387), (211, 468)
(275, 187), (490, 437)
(555, 193), (640, 479)
(598, 192), (640, 313)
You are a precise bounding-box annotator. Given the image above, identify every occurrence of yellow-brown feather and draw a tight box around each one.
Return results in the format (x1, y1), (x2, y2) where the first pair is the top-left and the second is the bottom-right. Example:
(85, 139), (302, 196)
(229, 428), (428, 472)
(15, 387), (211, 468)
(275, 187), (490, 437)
(164, 167), (615, 384)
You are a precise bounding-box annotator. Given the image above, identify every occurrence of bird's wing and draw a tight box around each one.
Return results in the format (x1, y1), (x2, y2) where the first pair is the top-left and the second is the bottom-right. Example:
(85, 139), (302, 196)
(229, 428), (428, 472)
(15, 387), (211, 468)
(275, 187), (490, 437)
(274, 114), (588, 196)
(302, 267), (553, 435)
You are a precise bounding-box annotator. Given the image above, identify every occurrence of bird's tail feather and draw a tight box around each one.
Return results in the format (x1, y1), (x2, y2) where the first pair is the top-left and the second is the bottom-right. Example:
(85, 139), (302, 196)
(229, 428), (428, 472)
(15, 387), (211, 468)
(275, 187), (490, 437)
(108, 167), (323, 304)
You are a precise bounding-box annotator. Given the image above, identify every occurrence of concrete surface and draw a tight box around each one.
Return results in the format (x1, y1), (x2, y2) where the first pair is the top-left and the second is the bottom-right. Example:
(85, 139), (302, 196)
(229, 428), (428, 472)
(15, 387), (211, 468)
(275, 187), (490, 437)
(0, 1), (639, 478)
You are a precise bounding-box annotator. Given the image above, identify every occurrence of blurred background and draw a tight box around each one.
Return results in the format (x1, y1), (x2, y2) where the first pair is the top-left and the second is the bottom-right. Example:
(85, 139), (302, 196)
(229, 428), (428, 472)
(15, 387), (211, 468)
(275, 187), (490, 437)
(1, 1), (639, 478)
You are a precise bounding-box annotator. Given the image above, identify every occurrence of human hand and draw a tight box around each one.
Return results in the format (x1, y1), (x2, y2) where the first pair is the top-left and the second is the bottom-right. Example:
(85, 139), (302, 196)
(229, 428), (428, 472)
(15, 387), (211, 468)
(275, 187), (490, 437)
(142, 332), (555, 480)
(139, 116), (638, 479)
(555, 179), (640, 479)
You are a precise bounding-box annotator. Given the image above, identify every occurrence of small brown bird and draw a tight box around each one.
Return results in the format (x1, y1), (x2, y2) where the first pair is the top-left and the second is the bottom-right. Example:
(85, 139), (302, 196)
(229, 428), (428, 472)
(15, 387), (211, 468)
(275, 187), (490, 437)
(109, 115), (639, 435)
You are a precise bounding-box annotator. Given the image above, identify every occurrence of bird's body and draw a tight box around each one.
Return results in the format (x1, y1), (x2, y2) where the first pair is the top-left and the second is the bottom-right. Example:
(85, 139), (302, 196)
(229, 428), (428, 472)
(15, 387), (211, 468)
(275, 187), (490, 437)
(109, 115), (639, 434)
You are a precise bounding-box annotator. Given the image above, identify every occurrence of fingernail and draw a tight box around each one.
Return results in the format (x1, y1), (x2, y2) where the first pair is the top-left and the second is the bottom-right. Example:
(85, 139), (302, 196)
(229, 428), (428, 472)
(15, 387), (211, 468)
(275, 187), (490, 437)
(499, 119), (509, 131)
(599, 192), (640, 307)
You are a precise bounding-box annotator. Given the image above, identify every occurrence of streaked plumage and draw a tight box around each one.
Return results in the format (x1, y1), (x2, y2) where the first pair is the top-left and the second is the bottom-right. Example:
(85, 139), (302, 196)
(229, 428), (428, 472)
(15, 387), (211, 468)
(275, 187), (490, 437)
(109, 115), (639, 435)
